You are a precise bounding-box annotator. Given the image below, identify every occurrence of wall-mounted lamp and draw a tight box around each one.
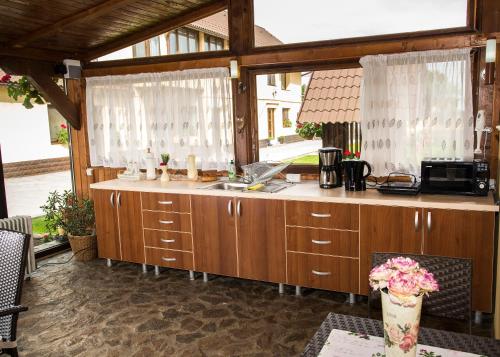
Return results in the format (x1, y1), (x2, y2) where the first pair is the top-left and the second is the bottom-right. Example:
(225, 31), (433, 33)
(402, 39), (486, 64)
(484, 38), (497, 85)
(229, 60), (239, 79)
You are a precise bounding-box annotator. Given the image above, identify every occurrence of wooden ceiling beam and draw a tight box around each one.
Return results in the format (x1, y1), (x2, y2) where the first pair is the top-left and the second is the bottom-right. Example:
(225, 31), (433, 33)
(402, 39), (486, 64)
(12, 0), (138, 48)
(0, 45), (78, 62)
(83, 0), (228, 60)
(0, 57), (80, 130)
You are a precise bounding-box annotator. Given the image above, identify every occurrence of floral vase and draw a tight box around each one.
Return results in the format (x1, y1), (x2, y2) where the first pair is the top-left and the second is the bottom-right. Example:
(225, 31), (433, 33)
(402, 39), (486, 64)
(160, 166), (170, 183)
(381, 290), (422, 357)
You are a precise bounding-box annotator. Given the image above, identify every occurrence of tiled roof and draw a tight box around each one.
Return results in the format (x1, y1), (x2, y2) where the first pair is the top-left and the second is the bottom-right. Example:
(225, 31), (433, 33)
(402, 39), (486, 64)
(298, 68), (363, 124)
(187, 11), (282, 46)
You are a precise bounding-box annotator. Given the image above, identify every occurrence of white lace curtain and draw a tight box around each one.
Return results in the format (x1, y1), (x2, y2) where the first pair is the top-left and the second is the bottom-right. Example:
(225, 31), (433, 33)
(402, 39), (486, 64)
(360, 48), (474, 176)
(86, 67), (234, 171)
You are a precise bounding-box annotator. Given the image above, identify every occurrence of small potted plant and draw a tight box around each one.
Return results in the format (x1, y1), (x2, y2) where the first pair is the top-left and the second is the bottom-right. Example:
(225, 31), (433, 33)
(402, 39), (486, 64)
(41, 190), (96, 261)
(295, 121), (322, 140)
(369, 257), (439, 357)
(278, 136), (285, 144)
(160, 153), (170, 182)
(343, 150), (361, 160)
(57, 123), (69, 146)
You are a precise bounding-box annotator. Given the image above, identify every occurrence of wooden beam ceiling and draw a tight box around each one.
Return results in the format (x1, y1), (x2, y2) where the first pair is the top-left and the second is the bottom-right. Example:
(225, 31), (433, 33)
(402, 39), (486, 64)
(12, 0), (138, 48)
(0, 57), (80, 129)
(83, 0), (228, 61)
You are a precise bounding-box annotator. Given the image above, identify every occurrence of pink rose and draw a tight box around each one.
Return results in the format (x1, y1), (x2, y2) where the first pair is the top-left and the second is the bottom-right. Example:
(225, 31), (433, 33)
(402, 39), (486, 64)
(417, 269), (439, 293)
(386, 325), (403, 344)
(387, 257), (419, 273)
(369, 264), (392, 290)
(399, 333), (417, 352)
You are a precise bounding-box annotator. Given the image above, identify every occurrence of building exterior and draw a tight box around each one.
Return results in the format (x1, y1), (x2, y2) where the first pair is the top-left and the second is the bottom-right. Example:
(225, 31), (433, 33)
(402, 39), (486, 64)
(98, 11), (303, 145)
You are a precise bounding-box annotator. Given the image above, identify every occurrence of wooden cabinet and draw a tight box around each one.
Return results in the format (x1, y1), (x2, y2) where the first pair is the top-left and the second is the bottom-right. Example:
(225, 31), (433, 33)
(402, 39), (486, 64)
(423, 208), (495, 312)
(236, 198), (286, 283)
(141, 192), (190, 213)
(286, 201), (359, 230)
(93, 189), (144, 263)
(116, 191), (144, 264)
(191, 195), (237, 277)
(359, 205), (422, 295)
(94, 189), (121, 260)
(145, 247), (193, 270)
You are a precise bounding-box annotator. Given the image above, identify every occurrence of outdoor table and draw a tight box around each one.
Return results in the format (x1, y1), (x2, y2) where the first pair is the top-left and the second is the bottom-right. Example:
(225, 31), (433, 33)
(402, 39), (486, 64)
(302, 313), (500, 357)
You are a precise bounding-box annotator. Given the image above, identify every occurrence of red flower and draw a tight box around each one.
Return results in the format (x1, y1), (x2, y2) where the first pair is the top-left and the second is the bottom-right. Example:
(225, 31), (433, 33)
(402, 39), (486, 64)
(0, 74), (11, 83)
(355, 151), (361, 158)
(344, 150), (351, 156)
(159, 162), (166, 166)
(314, 123), (321, 128)
(60, 123), (67, 129)
(296, 123), (303, 129)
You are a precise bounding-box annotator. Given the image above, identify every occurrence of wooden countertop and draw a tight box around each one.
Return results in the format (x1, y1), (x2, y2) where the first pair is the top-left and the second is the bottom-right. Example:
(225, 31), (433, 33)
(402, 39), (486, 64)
(90, 179), (499, 212)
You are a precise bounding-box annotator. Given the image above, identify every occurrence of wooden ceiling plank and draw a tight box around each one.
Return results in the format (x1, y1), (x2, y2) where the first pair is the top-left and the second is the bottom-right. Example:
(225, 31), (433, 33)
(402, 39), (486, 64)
(83, 0), (227, 60)
(12, 0), (139, 48)
(0, 56), (81, 129)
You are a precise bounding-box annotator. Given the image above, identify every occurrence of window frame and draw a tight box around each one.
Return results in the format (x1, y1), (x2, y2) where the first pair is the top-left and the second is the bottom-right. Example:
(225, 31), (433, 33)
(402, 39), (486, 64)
(282, 108), (291, 128)
(249, 0), (478, 53)
(204, 34), (225, 52)
(267, 74), (276, 86)
(168, 27), (200, 55)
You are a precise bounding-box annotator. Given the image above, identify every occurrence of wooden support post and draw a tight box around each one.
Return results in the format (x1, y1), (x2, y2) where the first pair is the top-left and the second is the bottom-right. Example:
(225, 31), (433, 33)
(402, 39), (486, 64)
(0, 57), (80, 129)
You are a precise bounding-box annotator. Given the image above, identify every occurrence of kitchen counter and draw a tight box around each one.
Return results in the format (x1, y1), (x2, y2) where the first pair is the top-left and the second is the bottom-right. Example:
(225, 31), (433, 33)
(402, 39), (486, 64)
(90, 179), (499, 212)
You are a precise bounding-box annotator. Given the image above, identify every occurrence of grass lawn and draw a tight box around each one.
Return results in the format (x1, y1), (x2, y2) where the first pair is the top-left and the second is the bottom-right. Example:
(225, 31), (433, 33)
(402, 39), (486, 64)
(284, 154), (319, 165)
(32, 215), (50, 235)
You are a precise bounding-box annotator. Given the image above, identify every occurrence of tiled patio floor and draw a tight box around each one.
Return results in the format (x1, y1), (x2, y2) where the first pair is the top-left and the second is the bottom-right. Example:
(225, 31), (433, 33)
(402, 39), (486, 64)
(17, 253), (492, 356)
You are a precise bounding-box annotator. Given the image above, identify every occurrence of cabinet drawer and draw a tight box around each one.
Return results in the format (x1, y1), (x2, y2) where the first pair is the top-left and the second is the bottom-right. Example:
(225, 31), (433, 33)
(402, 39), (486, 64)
(287, 252), (359, 293)
(141, 192), (190, 213)
(145, 247), (193, 270)
(286, 201), (359, 230)
(287, 226), (358, 257)
(142, 211), (191, 232)
(144, 229), (192, 251)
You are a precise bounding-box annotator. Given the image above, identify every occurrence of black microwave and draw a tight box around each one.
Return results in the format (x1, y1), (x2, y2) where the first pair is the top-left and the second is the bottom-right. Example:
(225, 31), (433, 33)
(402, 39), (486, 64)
(420, 160), (489, 196)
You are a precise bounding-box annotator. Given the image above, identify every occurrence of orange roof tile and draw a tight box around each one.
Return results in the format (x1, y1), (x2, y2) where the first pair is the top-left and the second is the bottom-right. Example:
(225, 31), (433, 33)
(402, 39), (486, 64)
(298, 68), (363, 124)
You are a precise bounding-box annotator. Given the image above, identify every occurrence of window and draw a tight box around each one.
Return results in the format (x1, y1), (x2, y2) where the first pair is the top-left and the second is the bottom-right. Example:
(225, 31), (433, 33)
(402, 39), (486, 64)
(149, 36), (160, 56)
(267, 74), (276, 86)
(169, 28), (199, 54)
(132, 42), (147, 58)
(253, 0), (469, 47)
(267, 108), (275, 139)
(204, 35), (224, 51)
(280, 73), (289, 90)
(282, 108), (292, 128)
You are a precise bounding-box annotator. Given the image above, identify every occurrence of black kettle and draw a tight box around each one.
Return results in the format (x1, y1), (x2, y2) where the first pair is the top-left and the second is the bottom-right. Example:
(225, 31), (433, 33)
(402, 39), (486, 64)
(344, 160), (372, 191)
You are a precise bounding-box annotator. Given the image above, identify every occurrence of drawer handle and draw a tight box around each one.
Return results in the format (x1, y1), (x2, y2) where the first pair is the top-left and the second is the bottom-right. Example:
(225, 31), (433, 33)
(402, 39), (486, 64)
(158, 201), (173, 205)
(312, 270), (331, 276)
(311, 213), (331, 218)
(311, 239), (331, 245)
(161, 257), (177, 262)
(159, 220), (174, 225)
(160, 239), (175, 243)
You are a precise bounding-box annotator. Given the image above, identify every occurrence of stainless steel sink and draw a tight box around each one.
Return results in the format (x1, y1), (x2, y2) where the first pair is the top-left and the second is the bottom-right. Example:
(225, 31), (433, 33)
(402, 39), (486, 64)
(205, 182), (249, 191)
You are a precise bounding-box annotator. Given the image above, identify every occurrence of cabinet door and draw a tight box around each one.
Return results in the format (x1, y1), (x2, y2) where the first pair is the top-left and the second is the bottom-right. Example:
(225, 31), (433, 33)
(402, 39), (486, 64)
(423, 208), (495, 312)
(237, 198), (286, 283)
(359, 205), (422, 295)
(191, 195), (237, 276)
(94, 189), (121, 260)
(117, 190), (144, 264)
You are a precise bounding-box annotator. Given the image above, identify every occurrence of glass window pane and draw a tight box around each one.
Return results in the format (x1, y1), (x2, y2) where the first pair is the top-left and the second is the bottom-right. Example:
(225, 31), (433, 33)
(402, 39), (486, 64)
(169, 33), (177, 54)
(150, 36), (160, 56)
(253, 0), (468, 46)
(178, 29), (188, 53)
(133, 42), (146, 58)
(188, 32), (198, 52)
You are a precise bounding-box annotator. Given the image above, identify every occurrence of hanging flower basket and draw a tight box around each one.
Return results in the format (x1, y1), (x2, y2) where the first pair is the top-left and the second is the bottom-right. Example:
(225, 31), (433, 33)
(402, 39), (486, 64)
(295, 122), (322, 140)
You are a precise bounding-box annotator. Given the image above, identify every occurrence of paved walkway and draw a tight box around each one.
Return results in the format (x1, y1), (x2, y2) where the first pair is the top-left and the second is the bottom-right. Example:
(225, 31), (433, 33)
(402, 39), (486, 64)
(259, 139), (322, 162)
(4, 170), (72, 217)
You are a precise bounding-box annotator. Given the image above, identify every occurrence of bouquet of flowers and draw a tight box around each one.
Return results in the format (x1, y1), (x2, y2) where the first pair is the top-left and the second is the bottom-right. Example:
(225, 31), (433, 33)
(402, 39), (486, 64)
(369, 257), (439, 307)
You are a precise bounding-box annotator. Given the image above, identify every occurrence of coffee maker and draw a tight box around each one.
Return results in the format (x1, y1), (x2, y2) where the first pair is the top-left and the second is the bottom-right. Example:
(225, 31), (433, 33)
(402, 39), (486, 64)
(318, 147), (343, 189)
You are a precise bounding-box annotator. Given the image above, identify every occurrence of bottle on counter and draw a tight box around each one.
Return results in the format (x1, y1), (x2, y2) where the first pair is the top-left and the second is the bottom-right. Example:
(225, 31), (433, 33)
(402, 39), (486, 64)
(187, 154), (198, 181)
(145, 148), (156, 180)
(228, 159), (236, 181)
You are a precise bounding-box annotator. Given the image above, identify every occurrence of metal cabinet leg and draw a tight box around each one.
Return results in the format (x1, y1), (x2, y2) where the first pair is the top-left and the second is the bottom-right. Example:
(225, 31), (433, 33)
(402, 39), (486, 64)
(349, 293), (356, 304)
(154, 265), (160, 276)
(189, 270), (195, 281)
(142, 264), (147, 274)
(474, 311), (483, 325)
(295, 286), (301, 296)
(203, 272), (208, 283)
(106, 259), (112, 267)
(278, 283), (285, 295)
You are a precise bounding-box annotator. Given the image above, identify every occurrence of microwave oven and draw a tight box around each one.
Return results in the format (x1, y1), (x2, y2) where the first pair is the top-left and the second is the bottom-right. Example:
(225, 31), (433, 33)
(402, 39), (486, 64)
(420, 160), (489, 196)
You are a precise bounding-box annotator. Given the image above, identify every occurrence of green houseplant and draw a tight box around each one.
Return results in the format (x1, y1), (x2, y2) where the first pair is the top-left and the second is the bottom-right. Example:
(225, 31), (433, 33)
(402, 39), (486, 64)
(41, 190), (97, 261)
(296, 122), (322, 140)
(1, 74), (45, 109)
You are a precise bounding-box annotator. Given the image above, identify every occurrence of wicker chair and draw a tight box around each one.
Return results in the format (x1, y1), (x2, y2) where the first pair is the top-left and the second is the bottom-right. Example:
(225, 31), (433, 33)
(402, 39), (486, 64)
(368, 252), (472, 334)
(0, 229), (30, 357)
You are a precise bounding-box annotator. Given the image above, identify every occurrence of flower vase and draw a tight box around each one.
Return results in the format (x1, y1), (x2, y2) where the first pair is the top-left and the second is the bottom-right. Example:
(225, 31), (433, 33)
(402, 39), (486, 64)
(160, 166), (170, 183)
(381, 291), (422, 357)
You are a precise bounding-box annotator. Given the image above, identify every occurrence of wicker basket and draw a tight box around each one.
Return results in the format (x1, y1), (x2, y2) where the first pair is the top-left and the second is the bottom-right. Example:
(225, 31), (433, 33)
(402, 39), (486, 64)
(68, 234), (97, 262)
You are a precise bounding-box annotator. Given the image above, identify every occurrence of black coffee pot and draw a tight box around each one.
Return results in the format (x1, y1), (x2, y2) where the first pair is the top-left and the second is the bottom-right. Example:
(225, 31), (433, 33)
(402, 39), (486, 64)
(344, 160), (372, 191)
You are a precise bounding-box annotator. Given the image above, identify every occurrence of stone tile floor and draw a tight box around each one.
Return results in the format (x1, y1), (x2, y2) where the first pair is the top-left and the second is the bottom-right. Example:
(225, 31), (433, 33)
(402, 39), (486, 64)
(15, 253), (492, 356)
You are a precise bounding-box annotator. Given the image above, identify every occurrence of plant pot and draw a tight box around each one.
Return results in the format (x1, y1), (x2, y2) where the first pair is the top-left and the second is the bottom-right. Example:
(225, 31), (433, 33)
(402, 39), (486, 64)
(381, 290), (422, 357)
(160, 165), (170, 183)
(301, 134), (314, 140)
(57, 226), (65, 236)
(68, 234), (97, 262)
